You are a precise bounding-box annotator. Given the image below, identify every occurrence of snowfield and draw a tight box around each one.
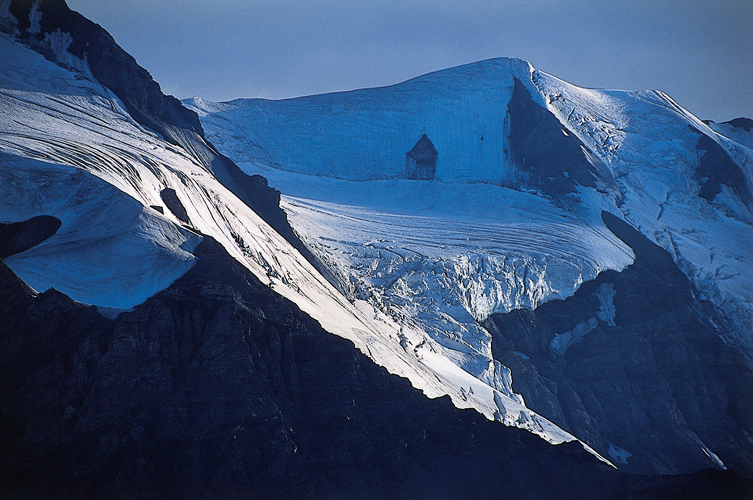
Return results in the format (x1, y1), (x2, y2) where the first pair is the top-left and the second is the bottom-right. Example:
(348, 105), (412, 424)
(532, 71), (753, 354)
(0, 31), (602, 456)
(187, 60), (753, 366)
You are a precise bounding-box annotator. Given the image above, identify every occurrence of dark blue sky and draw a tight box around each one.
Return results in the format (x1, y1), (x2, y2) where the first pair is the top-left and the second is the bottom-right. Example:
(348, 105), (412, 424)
(67, 0), (752, 122)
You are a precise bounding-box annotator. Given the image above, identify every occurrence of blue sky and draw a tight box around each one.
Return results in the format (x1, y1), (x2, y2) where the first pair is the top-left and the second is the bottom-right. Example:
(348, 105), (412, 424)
(67, 0), (752, 122)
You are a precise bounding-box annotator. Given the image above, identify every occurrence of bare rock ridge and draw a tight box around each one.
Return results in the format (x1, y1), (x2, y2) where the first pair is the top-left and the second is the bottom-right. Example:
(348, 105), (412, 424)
(1, 238), (751, 499)
(725, 117), (753, 131)
(704, 117), (753, 132)
(482, 211), (753, 476)
(8, 0), (203, 141)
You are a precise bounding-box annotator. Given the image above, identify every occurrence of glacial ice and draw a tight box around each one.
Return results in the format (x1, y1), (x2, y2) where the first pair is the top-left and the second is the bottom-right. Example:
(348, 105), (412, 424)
(189, 54), (753, 460)
(0, 32), (594, 455)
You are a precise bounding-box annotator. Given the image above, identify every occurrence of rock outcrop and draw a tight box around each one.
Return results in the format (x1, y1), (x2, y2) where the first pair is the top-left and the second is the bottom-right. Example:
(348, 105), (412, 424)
(692, 128), (753, 206)
(0, 215), (61, 259)
(482, 212), (753, 476)
(405, 134), (438, 180)
(2, 238), (751, 499)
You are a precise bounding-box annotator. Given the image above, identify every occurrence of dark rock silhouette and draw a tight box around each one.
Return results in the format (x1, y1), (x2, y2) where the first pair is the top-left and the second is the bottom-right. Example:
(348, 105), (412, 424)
(159, 188), (190, 225)
(691, 127), (752, 206)
(0, 215), (61, 259)
(9, 0), (203, 141)
(482, 212), (753, 476)
(722, 117), (753, 132)
(2, 239), (751, 499)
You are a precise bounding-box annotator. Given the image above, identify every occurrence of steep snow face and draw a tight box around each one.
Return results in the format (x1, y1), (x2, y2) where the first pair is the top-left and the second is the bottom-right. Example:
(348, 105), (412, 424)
(0, 33), (595, 454)
(0, 32), (199, 308)
(0, 156), (199, 309)
(189, 58), (753, 473)
(188, 58), (538, 184)
(186, 58), (641, 437)
(531, 70), (753, 355)
(185, 57), (634, 319)
(189, 58), (753, 363)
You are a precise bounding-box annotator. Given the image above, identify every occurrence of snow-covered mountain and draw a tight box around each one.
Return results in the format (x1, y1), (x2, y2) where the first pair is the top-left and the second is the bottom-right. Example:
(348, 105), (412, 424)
(186, 56), (753, 474)
(186, 60), (753, 359)
(1, 0), (752, 497)
(0, 2), (594, 457)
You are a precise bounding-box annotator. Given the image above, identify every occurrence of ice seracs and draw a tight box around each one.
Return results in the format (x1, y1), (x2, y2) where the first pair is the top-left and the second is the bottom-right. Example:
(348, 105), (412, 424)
(188, 57), (753, 366)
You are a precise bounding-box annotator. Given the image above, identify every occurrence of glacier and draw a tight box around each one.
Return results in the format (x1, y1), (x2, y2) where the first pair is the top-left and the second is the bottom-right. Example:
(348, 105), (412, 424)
(3, 0), (753, 477)
(187, 54), (753, 416)
(532, 71), (753, 355)
(186, 56), (753, 473)
(0, 27), (598, 456)
(187, 59), (753, 366)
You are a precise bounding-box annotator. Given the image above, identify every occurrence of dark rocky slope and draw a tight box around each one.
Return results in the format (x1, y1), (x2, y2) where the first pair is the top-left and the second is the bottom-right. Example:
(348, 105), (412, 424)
(483, 212), (753, 477)
(1, 236), (751, 499)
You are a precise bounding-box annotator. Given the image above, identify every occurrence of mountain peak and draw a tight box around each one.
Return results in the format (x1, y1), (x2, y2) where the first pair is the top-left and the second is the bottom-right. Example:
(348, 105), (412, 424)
(2, 1), (753, 496)
(7, 0), (204, 140)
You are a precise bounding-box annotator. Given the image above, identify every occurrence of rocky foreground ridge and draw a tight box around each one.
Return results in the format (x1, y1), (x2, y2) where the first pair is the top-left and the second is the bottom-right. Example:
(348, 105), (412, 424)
(1, 231), (751, 499)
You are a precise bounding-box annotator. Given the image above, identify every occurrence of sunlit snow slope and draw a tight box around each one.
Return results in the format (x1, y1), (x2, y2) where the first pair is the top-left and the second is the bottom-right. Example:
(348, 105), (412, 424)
(0, 29), (596, 455)
(187, 60), (753, 368)
(188, 58), (753, 473)
(530, 72), (753, 353)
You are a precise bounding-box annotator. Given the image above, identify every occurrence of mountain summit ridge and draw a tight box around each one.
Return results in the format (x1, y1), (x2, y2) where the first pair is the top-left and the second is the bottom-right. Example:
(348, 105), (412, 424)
(189, 40), (753, 476)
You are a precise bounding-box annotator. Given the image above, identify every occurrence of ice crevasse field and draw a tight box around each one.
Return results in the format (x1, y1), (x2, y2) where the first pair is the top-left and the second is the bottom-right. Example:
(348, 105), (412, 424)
(0, 31), (606, 454)
(187, 55), (753, 407)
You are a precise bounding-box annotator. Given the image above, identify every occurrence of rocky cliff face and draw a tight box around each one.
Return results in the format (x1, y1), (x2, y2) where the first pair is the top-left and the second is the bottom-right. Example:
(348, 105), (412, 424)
(482, 212), (753, 476)
(1, 236), (751, 499)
